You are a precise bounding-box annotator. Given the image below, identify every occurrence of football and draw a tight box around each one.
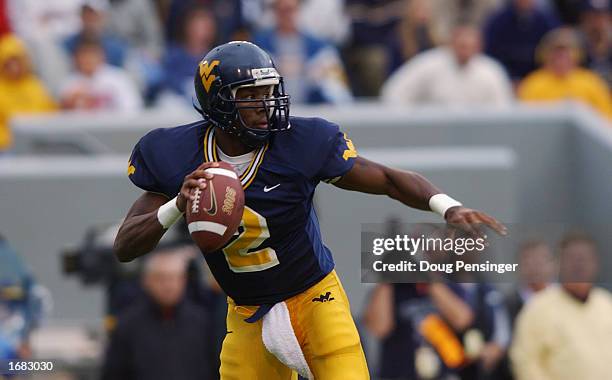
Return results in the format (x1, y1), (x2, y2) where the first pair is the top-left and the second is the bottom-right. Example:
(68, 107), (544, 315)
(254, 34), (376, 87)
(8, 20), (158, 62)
(186, 162), (245, 252)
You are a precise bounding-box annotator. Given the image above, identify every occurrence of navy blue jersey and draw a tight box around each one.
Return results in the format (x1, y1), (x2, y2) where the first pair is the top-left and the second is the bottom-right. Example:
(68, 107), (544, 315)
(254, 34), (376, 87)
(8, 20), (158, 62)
(128, 117), (357, 305)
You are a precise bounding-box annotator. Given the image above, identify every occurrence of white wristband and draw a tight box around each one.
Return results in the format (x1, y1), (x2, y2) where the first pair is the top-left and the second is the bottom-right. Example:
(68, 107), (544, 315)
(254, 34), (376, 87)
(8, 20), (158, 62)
(157, 196), (184, 229)
(429, 194), (462, 218)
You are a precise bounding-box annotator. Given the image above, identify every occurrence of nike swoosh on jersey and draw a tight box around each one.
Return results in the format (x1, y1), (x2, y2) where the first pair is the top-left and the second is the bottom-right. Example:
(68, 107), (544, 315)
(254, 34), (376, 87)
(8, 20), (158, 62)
(263, 184), (281, 192)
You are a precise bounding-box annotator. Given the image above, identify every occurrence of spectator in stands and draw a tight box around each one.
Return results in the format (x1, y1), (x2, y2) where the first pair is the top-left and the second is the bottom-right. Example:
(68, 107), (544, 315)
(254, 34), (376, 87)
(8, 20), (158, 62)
(64, 0), (128, 68)
(159, 5), (216, 106)
(164, 0), (242, 43)
(6, 0), (81, 96)
(505, 240), (555, 323)
(107, 0), (165, 105)
(7, 0), (81, 43)
(578, 0), (611, 88)
(254, 0), (352, 104)
(187, 266), (228, 376)
(60, 37), (142, 112)
(0, 234), (48, 361)
(245, 0), (350, 46)
(364, 222), (510, 380)
(550, 0), (585, 24)
(386, 0), (439, 75)
(449, 247), (511, 380)
(0, 0), (10, 36)
(430, 0), (502, 43)
(518, 27), (612, 119)
(381, 23), (513, 107)
(365, 282), (469, 380)
(456, 282), (510, 380)
(344, 0), (404, 96)
(298, 0), (350, 46)
(242, 0), (350, 47)
(107, 0), (164, 59)
(365, 282), (510, 380)
(484, 0), (559, 81)
(496, 240), (555, 380)
(101, 250), (216, 380)
(0, 35), (56, 152)
(511, 232), (612, 380)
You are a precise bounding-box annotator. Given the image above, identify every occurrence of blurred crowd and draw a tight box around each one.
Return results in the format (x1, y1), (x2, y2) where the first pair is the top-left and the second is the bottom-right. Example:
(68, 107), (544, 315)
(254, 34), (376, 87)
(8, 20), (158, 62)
(0, 234), (49, 365)
(1, 223), (227, 380)
(0, 0), (610, 152)
(363, 227), (612, 380)
(3, 223), (612, 380)
(100, 245), (223, 380)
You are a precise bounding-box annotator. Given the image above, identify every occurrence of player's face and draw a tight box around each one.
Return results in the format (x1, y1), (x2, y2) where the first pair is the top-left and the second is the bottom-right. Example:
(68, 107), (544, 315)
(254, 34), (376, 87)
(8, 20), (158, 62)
(235, 85), (274, 130)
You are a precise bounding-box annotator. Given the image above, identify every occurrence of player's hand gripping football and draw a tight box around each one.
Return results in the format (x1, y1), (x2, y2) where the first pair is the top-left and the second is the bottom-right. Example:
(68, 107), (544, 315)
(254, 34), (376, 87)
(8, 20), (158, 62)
(176, 162), (220, 212)
(444, 206), (508, 238)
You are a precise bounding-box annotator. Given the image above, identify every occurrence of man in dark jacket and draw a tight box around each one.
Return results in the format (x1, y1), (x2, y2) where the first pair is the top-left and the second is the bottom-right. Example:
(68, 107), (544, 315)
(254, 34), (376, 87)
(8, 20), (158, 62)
(484, 0), (559, 80)
(101, 249), (216, 380)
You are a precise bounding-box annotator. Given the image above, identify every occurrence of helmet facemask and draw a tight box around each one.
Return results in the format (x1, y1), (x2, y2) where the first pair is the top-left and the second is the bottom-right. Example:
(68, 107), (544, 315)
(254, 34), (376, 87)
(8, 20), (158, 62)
(214, 69), (291, 148)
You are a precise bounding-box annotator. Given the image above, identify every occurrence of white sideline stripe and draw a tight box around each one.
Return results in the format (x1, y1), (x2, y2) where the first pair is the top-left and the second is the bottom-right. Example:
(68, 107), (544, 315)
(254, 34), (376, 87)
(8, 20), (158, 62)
(188, 221), (227, 236)
(205, 168), (238, 179)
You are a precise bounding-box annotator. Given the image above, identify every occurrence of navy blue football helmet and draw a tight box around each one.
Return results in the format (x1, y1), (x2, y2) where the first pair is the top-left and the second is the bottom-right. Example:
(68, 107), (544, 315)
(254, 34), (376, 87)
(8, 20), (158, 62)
(194, 41), (291, 148)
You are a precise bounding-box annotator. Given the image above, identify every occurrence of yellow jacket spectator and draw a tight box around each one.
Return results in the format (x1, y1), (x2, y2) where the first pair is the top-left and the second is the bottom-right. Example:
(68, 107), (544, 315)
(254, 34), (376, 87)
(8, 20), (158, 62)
(518, 27), (612, 120)
(0, 35), (56, 151)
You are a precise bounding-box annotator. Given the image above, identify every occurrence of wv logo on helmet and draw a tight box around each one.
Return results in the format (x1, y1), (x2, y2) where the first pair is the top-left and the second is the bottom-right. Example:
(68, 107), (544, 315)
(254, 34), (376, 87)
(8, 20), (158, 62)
(199, 60), (220, 92)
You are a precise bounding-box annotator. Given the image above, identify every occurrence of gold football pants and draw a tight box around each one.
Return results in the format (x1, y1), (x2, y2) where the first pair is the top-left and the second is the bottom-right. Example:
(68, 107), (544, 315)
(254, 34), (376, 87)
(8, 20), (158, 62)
(220, 270), (370, 379)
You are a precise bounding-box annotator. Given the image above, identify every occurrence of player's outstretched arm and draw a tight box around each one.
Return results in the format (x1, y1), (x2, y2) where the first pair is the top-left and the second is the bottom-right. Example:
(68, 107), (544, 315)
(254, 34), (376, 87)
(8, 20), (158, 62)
(113, 192), (170, 262)
(113, 163), (219, 262)
(334, 156), (507, 236)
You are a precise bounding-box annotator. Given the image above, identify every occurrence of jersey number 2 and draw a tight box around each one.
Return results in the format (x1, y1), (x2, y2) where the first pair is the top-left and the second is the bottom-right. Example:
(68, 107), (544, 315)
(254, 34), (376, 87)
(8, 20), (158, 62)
(222, 206), (279, 273)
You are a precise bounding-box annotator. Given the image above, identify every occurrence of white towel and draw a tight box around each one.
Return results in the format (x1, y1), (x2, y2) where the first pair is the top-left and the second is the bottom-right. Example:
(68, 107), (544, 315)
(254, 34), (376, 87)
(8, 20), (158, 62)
(261, 302), (314, 379)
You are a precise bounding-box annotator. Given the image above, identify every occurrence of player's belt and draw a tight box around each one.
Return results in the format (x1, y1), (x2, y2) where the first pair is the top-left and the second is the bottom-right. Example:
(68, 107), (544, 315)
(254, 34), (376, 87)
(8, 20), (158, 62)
(244, 304), (274, 323)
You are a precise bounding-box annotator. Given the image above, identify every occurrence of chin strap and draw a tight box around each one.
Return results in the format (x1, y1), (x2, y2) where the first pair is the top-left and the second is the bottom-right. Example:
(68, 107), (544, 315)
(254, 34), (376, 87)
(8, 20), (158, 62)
(193, 98), (240, 137)
(192, 97), (206, 117)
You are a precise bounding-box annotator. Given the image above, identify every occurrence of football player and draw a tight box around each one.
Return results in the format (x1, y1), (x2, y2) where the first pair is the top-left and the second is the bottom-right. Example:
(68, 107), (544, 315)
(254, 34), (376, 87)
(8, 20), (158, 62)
(114, 41), (506, 380)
